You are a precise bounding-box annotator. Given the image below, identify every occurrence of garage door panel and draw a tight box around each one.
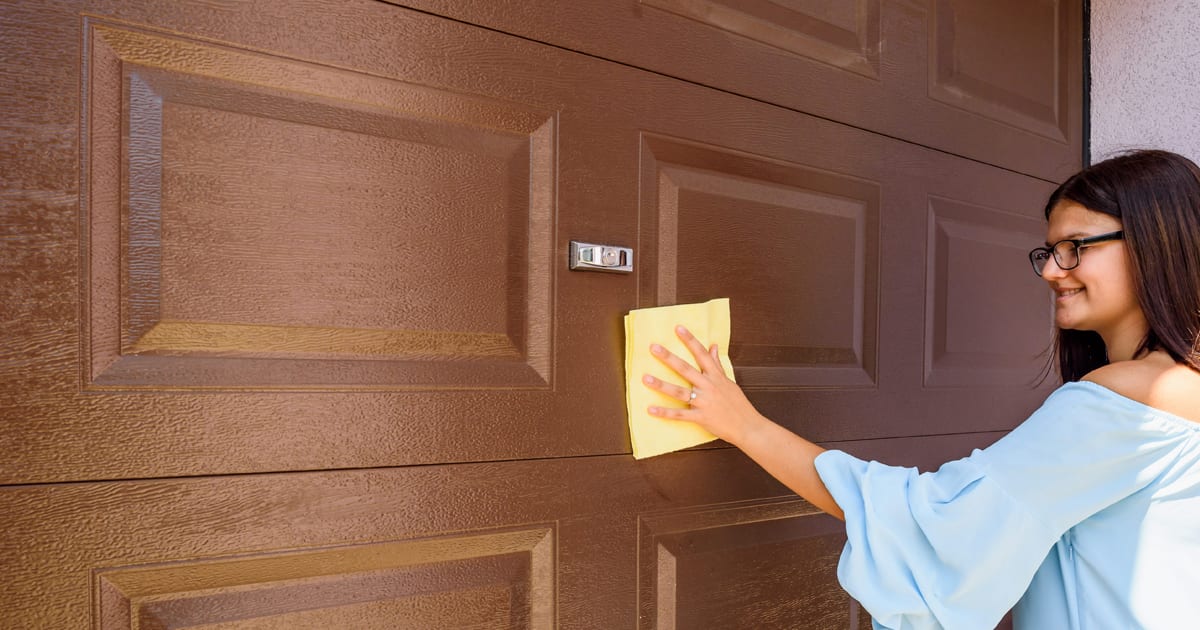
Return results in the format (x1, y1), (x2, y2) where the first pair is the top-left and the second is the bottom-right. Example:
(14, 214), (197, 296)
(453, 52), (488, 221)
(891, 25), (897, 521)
(7, 0), (1058, 484)
(9, 1), (631, 483)
(386, 0), (1082, 182)
(1, 435), (998, 628)
(0, 452), (766, 627)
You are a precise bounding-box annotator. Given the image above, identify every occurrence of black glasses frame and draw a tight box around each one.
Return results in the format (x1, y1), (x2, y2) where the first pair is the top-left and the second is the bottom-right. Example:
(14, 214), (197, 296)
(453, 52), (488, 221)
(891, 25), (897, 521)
(1028, 230), (1124, 277)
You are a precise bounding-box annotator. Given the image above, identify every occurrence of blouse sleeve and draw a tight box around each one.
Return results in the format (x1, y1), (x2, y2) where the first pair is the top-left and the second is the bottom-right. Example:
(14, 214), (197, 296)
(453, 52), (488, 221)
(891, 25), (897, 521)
(814, 382), (1189, 630)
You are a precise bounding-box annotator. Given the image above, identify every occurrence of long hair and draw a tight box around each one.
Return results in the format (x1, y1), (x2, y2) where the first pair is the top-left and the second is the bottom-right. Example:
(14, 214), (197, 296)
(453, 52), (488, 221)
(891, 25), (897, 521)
(1045, 150), (1200, 382)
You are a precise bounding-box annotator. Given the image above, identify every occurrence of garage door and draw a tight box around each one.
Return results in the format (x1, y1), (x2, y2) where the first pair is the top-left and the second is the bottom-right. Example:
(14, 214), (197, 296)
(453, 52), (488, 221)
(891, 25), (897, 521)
(0, 0), (1077, 626)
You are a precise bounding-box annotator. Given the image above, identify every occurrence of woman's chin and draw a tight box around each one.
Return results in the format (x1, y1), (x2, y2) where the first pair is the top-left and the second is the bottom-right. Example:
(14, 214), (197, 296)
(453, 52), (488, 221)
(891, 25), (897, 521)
(1054, 314), (1084, 331)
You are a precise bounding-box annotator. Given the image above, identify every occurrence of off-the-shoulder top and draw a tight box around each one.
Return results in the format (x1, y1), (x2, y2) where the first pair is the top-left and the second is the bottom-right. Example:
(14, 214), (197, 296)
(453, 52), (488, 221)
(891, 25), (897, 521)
(815, 381), (1200, 629)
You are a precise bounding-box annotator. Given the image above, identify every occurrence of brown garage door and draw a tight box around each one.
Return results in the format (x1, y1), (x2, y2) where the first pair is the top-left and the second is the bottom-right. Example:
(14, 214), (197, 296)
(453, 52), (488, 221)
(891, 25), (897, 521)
(0, 0), (1077, 627)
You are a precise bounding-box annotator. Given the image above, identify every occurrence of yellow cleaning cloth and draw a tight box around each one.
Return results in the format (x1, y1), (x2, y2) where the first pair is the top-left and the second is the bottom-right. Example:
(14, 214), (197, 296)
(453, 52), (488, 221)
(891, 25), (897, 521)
(625, 298), (735, 459)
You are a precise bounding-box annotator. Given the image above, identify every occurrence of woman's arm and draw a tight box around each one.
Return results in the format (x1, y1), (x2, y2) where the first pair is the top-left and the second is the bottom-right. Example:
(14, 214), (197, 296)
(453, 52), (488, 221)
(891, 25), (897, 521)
(643, 325), (844, 520)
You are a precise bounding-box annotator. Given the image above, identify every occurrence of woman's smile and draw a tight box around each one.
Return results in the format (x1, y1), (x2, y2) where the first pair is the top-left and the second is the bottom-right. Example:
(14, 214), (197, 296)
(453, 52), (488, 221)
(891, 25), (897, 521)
(1054, 286), (1084, 302)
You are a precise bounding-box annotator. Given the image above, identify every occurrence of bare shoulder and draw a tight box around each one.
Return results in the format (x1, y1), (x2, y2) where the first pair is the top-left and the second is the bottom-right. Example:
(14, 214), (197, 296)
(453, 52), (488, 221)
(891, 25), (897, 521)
(1083, 352), (1200, 424)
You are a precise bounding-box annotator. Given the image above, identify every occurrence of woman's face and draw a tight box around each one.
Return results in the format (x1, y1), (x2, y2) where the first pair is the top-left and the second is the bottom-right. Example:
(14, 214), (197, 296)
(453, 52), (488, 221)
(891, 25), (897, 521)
(1042, 201), (1146, 346)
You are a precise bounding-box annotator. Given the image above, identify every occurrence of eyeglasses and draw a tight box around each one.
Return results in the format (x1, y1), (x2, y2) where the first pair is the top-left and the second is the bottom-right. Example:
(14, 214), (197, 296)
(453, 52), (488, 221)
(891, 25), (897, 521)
(1028, 230), (1124, 277)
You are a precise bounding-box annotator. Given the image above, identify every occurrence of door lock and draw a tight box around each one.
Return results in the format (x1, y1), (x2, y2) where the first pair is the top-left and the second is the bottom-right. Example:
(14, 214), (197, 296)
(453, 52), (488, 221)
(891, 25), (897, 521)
(569, 241), (633, 273)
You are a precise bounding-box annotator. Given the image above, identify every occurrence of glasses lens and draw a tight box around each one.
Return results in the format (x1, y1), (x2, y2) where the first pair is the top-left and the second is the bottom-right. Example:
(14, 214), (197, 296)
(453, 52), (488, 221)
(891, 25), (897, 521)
(1030, 249), (1051, 275)
(1052, 241), (1079, 270)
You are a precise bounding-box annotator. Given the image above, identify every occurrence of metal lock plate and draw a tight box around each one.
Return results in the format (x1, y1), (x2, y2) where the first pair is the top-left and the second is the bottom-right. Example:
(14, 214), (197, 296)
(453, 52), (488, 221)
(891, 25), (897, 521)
(569, 241), (633, 273)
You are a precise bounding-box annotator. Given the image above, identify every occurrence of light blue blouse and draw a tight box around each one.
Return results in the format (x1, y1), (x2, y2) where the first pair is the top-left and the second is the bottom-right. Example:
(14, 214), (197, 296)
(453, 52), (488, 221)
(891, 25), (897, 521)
(815, 381), (1200, 629)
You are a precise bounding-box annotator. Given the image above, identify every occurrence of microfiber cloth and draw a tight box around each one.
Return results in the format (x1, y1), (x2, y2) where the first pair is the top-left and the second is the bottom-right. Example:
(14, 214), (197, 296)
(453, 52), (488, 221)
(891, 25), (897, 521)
(624, 298), (735, 459)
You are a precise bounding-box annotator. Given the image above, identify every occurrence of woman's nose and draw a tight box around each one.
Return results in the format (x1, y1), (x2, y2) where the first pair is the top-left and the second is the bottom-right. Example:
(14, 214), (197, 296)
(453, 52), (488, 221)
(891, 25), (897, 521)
(1040, 255), (1068, 280)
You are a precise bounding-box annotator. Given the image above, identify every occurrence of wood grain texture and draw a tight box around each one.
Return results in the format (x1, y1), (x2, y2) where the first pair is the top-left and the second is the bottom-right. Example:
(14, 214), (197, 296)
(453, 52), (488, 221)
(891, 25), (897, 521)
(2, 2), (1070, 628)
(380, 0), (1084, 183)
(97, 527), (553, 629)
(638, 497), (855, 629)
(0, 435), (1003, 629)
(0, 0), (1062, 485)
(85, 20), (554, 388)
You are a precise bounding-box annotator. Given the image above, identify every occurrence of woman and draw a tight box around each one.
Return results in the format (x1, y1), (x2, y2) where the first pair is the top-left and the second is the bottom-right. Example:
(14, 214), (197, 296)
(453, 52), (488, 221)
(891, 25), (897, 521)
(642, 150), (1200, 629)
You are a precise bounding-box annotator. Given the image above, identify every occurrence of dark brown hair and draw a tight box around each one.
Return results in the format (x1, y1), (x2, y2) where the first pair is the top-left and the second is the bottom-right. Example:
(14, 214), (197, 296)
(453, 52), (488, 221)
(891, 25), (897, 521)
(1044, 149), (1200, 381)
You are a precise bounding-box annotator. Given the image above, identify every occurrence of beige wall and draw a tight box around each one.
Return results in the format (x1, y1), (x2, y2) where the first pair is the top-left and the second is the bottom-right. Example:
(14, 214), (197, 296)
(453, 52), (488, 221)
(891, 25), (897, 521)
(1090, 0), (1200, 163)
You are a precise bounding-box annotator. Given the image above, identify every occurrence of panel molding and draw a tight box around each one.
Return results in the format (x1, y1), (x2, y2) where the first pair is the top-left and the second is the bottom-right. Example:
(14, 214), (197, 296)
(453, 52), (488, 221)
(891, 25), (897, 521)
(640, 0), (881, 79)
(95, 525), (555, 629)
(81, 19), (556, 390)
(925, 196), (1054, 388)
(636, 496), (863, 629)
(128, 321), (522, 360)
(639, 134), (879, 389)
(929, 0), (1070, 142)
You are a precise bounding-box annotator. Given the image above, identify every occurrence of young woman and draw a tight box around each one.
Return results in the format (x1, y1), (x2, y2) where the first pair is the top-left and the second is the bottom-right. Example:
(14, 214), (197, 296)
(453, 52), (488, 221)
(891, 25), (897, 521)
(642, 150), (1200, 629)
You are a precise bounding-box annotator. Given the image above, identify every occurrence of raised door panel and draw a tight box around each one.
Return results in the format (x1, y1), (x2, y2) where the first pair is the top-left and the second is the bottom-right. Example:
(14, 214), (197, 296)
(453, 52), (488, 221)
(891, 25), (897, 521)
(925, 197), (1053, 388)
(6, 0), (632, 483)
(87, 22), (554, 389)
(638, 498), (872, 629)
(627, 118), (1057, 444)
(0, 434), (998, 628)
(384, 0), (1083, 182)
(930, 0), (1070, 143)
(97, 528), (554, 629)
(638, 135), (879, 389)
(3, 0), (1056, 484)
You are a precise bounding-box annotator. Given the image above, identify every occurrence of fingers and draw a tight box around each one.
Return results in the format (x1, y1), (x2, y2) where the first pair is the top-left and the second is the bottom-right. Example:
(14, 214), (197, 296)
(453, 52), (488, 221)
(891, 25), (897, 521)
(647, 404), (699, 420)
(642, 374), (692, 403)
(649, 343), (703, 383)
(675, 326), (723, 377)
(709, 343), (730, 378)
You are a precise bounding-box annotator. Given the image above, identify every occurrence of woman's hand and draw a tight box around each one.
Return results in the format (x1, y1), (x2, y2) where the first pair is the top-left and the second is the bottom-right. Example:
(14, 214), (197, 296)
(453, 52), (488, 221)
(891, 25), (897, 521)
(642, 325), (765, 446)
(642, 325), (842, 519)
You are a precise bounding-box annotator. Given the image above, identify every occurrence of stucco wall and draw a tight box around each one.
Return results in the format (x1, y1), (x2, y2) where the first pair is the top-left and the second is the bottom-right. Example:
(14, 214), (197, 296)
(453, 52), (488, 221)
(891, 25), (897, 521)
(1090, 0), (1200, 163)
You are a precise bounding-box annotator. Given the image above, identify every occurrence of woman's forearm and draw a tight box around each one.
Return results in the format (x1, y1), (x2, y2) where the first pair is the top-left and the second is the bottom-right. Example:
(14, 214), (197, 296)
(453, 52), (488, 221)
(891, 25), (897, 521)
(731, 414), (844, 521)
